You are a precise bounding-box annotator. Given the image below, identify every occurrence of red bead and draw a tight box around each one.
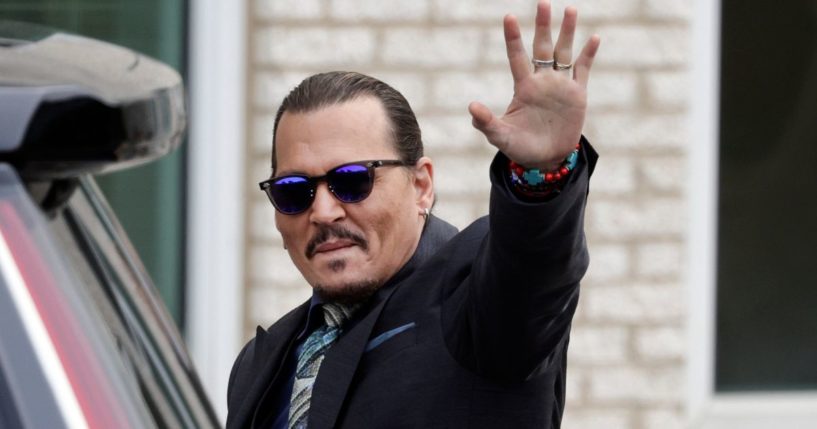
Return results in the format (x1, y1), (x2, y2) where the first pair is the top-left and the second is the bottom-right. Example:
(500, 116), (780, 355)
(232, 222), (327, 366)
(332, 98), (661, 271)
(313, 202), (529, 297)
(560, 167), (569, 176)
(554, 172), (562, 180)
(575, 144), (581, 149)
(545, 172), (554, 182)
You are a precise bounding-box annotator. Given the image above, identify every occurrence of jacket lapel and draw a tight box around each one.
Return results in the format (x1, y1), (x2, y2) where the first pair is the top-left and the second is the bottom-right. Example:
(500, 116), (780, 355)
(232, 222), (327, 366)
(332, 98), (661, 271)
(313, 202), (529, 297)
(230, 302), (309, 429)
(306, 284), (399, 429)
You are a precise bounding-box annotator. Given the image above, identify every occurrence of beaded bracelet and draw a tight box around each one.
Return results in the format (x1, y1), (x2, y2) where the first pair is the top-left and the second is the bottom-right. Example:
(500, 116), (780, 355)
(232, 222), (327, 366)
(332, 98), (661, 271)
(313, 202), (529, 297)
(508, 144), (580, 197)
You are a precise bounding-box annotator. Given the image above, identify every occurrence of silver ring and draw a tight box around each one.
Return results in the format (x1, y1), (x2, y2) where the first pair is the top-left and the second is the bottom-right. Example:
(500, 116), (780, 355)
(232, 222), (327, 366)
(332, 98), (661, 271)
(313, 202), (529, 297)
(554, 62), (573, 71)
(532, 58), (555, 69)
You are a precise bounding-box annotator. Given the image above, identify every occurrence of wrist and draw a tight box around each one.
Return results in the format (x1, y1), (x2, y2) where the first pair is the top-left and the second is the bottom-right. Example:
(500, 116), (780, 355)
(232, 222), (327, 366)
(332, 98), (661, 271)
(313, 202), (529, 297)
(508, 144), (580, 198)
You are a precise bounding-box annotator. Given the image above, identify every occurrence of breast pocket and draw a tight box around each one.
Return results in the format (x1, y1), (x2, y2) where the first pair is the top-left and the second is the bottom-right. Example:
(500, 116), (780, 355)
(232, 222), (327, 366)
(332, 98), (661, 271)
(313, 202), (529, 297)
(362, 322), (417, 364)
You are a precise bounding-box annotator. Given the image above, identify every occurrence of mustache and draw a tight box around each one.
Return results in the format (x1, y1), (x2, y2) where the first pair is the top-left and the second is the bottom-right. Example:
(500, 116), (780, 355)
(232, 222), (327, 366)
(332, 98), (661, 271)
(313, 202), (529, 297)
(305, 224), (368, 259)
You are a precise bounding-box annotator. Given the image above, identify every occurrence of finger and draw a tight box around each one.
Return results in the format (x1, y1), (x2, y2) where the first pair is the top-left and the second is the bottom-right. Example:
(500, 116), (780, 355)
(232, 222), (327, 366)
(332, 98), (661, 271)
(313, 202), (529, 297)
(532, 0), (553, 62)
(574, 34), (601, 87)
(504, 14), (530, 83)
(553, 6), (577, 65)
(468, 101), (504, 147)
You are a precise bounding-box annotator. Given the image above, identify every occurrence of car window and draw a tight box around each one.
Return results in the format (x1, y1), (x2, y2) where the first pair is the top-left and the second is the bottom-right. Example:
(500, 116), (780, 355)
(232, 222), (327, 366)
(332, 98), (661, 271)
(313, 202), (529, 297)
(44, 176), (218, 429)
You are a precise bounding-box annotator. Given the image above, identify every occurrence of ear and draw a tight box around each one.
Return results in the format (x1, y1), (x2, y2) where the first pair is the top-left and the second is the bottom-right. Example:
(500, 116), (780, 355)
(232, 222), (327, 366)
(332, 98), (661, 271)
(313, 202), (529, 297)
(412, 156), (435, 213)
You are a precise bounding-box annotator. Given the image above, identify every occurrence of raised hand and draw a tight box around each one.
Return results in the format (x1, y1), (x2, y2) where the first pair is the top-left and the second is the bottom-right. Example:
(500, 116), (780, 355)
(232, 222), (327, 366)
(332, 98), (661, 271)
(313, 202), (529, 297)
(468, 0), (600, 170)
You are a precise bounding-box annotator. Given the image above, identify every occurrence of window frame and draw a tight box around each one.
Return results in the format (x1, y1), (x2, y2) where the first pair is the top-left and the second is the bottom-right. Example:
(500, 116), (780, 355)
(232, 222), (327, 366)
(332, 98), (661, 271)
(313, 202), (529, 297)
(185, 0), (246, 423)
(687, 0), (817, 426)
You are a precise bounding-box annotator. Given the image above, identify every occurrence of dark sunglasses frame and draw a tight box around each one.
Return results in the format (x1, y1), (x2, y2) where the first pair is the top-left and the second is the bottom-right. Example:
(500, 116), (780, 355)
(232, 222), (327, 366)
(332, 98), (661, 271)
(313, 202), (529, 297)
(259, 159), (410, 215)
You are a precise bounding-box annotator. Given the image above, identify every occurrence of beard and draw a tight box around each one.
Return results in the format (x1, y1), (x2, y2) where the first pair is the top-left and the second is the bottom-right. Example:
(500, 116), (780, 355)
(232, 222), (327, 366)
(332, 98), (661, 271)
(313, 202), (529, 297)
(313, 277), (382, 306)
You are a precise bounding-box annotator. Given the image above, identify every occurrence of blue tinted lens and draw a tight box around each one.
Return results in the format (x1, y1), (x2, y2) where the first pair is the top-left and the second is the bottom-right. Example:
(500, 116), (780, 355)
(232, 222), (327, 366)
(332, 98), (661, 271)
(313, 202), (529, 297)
(269, 176), (313, 214)
(329, 164), (373, 203)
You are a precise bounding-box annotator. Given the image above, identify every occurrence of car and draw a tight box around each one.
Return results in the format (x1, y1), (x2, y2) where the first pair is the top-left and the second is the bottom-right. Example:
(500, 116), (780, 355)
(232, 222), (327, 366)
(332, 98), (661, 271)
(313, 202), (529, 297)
(0, 21), (220, 428)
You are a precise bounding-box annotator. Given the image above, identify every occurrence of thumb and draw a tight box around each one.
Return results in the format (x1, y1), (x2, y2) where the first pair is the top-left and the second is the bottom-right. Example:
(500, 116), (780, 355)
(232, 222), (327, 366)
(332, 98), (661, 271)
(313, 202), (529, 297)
(468, 101), (503, 148)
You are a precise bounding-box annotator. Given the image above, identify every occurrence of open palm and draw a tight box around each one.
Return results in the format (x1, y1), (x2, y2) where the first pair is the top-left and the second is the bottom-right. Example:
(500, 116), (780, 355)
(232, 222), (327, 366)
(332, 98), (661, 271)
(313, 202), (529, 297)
(469, 1), (600, 170)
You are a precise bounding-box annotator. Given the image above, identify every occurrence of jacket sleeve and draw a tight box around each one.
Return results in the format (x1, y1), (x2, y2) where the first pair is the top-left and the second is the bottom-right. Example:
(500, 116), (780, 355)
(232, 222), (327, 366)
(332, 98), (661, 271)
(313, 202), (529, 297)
(441, 137), (597, 382)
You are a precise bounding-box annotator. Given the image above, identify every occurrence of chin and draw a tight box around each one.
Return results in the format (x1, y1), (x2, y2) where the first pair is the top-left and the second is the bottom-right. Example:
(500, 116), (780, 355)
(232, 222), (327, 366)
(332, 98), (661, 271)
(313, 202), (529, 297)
(305, 255), (384, 304)
(313, 279), (381, 306)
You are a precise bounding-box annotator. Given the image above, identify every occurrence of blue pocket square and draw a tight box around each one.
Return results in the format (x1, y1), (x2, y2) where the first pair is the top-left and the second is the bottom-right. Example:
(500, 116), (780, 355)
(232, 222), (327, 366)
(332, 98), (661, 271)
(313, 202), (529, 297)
(365, 322), (416, 353)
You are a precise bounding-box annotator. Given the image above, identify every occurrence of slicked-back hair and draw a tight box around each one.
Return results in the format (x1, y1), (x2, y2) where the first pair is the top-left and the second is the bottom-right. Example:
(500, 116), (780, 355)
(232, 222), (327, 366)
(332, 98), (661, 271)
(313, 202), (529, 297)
(271, 71), (423, 174)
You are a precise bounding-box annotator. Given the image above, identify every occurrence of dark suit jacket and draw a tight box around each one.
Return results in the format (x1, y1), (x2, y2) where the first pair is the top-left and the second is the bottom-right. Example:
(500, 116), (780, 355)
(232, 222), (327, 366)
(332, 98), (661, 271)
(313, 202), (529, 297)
(227, 143), (597, 429)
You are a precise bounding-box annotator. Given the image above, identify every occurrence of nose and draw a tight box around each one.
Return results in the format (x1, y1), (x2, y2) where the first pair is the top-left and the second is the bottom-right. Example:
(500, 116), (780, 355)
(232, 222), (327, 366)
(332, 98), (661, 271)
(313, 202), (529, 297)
(308, 182), (345, 224)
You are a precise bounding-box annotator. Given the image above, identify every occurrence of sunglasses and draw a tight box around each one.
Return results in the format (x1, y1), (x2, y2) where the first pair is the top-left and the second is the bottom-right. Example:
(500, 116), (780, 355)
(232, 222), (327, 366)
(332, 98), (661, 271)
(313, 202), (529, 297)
(259, 159), (410, 215)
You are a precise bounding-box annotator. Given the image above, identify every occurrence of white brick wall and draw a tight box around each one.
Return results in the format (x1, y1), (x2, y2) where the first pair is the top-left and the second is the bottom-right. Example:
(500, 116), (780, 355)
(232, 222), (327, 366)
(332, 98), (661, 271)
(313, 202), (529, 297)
(255, 27), (376, 66)
(636, 326), (685, 361)
(584, 283), (684, 323)
(330, 0), (430, 21)
(255, 0), (323, 20)
(589, 366), (683, 403)
(382, 28), (483, 67)
(562, 409), (632, 429)
(244, 1), (690, 427)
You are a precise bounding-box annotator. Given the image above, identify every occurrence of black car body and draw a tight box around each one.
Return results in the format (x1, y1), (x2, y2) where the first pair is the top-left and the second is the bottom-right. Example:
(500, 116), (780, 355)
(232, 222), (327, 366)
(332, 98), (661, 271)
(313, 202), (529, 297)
(0, 22), (219, 428)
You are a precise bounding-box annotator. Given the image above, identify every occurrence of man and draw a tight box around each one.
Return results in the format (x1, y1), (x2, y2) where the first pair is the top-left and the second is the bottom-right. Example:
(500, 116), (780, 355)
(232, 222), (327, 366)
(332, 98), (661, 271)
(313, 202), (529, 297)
(228, 1), (600, 428)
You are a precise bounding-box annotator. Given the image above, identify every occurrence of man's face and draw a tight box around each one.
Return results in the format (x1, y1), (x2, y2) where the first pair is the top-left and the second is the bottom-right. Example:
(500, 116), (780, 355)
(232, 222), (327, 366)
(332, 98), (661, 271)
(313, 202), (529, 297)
(273, 96), (430, 303)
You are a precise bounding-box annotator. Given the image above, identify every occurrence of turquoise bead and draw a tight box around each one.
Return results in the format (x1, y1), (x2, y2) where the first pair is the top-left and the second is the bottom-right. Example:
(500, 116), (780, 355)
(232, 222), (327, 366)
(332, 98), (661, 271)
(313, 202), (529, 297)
(523, 169), (545, 185)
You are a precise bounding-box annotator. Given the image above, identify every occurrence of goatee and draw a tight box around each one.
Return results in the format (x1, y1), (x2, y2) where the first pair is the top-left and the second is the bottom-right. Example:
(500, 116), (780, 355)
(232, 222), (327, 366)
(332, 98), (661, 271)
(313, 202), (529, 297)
(314, 279), (381, 306)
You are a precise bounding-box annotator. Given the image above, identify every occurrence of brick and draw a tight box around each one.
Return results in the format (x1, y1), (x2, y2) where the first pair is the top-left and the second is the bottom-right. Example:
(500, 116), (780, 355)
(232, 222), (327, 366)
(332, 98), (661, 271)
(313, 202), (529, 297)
(568, 326), (629, 364)
(370, 72), (428, 111)
(585, 243), (630, 283)
(643, 408), (686, 429)
(590, 156), (636, 194)
(433, 0), (534, 22)
(565, 369), (583, 402)
(594, 26), (688, 67)
(636, 242), (682, 277)
(253, 71), (311, 109)
(561, 409), (631, 429)
(483, 27), (512, 66)
(435, 0), (637, 23)
(254, 0), (323, 20)
(433, 155), (493, 198)
(588, 71), (639, 109)
(473, 198), (490, 219)
(251, 201), (280, 242)
(431, 198), (481, 232)
(382, 28), (481, 67)
(645, 0), (692, 20)
(640, 156), (685, 192)
(481, 25), (540, 67)
(646, 71), (689, 108)
(589, 366), (683, 403)
(431, 71), (513, 112)
(589, 198), (684, 238)
(567, 0), (641, 20)
(588, 113), (687, 150)
(635, 326), (685, 361)
(419, 114), (483, 152)
(250, 159), (274, 190)
(252, 114), (276, 153)
(248, 285), (311, 327)
(584, 283), (684, 323)
(254, 27), (376, 67)
(330, 0), (429, 21)
(249, 244), (305, 284)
